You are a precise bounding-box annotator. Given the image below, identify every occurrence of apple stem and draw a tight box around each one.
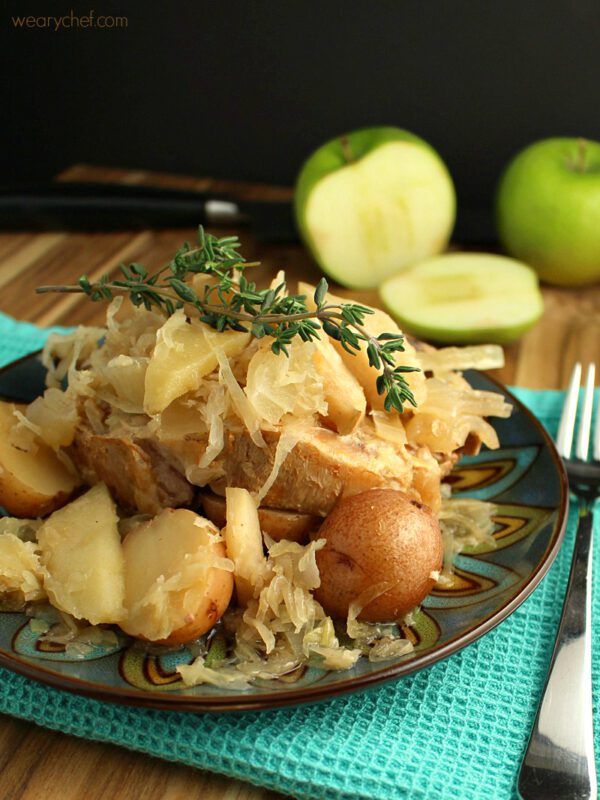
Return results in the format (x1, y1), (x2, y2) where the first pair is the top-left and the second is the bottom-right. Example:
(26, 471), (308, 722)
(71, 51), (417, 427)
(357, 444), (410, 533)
(575, 138), (588, 172)
(340, 135), (354, 163)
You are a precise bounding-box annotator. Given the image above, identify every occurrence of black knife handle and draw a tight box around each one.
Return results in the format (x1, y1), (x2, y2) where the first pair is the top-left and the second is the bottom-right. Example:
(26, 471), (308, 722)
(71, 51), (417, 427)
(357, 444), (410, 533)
(0, 182), (229, 231)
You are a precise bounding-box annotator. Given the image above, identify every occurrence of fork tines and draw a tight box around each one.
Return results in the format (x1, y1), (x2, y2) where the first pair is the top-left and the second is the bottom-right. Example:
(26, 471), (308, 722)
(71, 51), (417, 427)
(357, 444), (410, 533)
(556, 363), (599, 462)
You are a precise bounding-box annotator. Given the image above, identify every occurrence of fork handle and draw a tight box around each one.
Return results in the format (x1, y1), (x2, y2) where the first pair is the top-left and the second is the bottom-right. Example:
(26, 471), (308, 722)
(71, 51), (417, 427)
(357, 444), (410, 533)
(518, 507), (597, 800)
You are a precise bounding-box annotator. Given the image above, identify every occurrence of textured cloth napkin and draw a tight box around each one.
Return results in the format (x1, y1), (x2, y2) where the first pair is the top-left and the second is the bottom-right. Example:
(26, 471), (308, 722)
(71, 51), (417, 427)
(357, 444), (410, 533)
(0, 310), (597, 800)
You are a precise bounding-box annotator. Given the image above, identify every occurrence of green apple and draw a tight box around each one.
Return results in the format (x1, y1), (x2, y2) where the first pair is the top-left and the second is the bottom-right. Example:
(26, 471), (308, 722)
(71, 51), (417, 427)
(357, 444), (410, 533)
(379, 252), (544, 344)
(496, 137), (600, 286)
(294, 127), (456, 289)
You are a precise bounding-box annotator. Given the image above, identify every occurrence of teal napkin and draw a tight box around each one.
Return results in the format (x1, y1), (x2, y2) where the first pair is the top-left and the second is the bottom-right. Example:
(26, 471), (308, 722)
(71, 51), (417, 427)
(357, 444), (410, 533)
(0, 310), (597, 800)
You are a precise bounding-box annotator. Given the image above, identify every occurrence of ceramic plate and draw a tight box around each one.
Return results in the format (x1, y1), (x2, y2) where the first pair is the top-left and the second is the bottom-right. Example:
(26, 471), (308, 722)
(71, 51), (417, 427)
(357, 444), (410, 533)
(0, 353), (568, 712)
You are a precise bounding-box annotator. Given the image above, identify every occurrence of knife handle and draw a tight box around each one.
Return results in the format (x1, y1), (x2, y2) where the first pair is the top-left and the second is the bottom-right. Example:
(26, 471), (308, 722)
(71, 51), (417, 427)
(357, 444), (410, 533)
(0, 182), (241, 231)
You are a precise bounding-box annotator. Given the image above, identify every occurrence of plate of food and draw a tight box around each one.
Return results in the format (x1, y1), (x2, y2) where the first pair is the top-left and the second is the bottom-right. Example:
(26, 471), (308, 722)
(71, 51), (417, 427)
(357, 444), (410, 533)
(0, 229), (567, 711)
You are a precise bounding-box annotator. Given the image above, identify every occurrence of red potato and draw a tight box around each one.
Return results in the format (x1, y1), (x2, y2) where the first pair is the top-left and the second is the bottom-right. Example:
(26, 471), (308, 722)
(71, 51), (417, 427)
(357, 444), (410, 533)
(120, 508), (233, 645)
(314, 489), (442, 621)
(0, 401), (80, 518)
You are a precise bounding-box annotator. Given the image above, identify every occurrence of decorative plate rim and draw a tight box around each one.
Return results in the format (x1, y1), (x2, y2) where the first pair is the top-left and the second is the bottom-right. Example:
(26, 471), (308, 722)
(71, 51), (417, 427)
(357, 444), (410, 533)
(0, 352), (569, 713)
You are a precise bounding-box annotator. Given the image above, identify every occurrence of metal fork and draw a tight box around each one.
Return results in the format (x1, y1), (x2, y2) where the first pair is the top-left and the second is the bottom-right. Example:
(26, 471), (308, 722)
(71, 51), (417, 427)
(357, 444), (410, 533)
(518, 363), (599, 800)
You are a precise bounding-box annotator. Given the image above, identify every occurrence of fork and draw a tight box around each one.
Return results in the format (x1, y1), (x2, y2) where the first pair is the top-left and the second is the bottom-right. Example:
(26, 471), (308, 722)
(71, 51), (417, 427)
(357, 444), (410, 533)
(518, 363), (599, 800)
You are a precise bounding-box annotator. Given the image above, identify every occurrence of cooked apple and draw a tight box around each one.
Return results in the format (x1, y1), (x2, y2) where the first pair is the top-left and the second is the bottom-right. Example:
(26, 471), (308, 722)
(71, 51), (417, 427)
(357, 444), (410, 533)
(295, 126), (455, 288)
(0, 400), (80, 518)
(199, 489), (318, 544)
(299, 282), (425, 409)
(312, 337), (366, 435)
(144, 310), (250, 414)
(224, 487), (270, 606)
(37, 483), (125, 624)
(120, 508), (233, 644)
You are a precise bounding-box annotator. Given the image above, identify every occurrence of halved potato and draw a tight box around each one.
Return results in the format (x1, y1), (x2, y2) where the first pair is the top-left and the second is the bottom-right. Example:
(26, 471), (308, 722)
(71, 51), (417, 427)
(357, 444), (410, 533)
(313, 337), (366, 435)
(120, 508), (233, 644)
(224, 488), (270, 606)
(144, 310), (250, 414)
(200, 489), (318, 544)
(315, 489), (443, 621)
(37, 483), (125, 624)
(0, 401), (80, 518)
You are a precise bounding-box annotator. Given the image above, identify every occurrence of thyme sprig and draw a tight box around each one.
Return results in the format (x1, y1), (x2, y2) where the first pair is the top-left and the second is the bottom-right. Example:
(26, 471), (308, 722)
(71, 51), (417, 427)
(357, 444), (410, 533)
(36, 227), (418, 412)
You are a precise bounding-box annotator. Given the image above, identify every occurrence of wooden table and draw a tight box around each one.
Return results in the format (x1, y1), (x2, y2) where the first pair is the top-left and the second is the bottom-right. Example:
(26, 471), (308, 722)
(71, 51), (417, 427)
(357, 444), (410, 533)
(0, 165), (599, 800)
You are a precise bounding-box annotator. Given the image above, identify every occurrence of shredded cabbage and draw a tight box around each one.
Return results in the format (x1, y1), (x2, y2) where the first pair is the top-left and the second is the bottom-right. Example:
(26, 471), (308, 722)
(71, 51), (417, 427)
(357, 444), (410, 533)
(438, 497), (497, 579)
(245, 339), (327, 425)
(215, 347), (265, 448)
(21, 287), (515, 685)
(0, 533), (46, 604)
(0, 517), (42, 542)
(256, 421), (306, 503)
(177, 537), (362, 688)
(27, 605), (120, 659)
(418, 344), (505, 374)
(197, 382), (227, 469)
(24, 387), (80, 448)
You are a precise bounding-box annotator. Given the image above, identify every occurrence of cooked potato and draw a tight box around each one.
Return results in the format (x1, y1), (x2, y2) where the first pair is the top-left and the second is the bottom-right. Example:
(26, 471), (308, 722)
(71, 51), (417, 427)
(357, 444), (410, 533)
(200, 490), (319, 544)
(313, 337), (366, 435)
(0, 401), (80, 518)
(299, 282), (426, 409)
(37, 483), (125, 624)
(144, 310), (250, 414)
(315, 489), (442, 621)
(224, 487), (270, 606)
(120, 508), (233, 644)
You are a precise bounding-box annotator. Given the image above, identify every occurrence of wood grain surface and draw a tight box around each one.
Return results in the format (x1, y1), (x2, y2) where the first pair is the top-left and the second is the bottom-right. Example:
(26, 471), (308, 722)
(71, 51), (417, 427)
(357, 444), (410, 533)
(0, 164), (599, 800)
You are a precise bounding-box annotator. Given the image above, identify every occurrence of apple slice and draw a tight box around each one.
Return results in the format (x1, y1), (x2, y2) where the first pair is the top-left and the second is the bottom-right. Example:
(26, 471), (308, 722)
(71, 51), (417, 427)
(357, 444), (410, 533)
(295, 127), (455, 288)
(312, 337), (366, 434)
(299, 281), (426, 409)
(224, 487), (270, 606)
(144, 309), (250, 414)
(380, 253), (543, 344)
(199, 490), (318, 544)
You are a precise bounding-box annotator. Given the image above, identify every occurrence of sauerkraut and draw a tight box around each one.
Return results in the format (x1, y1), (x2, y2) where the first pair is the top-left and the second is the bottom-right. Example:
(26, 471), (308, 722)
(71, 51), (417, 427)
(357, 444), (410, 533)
(438, 497), (497, 582)
(0, 531), (46, 606)
(0, 276), (512, 686)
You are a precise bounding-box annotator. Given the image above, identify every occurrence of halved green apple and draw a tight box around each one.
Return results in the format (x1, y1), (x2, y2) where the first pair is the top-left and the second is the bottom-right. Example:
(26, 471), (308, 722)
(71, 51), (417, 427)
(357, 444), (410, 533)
(379, 253), (544, 344)
(295, 127), (455, 289)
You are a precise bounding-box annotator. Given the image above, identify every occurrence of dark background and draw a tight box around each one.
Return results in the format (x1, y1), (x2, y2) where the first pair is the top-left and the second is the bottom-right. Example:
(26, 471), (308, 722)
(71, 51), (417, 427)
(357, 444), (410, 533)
(2, 0), (600, 223)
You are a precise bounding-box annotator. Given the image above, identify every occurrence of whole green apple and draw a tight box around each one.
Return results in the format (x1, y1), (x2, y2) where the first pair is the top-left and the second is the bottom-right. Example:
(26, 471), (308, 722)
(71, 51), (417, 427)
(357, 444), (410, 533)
(496, 137), (600, 286)
(294, 127), (456, 289)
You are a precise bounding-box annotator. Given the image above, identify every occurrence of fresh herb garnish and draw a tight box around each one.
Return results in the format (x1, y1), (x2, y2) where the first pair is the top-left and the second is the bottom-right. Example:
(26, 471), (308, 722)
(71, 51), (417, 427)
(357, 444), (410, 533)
(36, 227), (418, 412)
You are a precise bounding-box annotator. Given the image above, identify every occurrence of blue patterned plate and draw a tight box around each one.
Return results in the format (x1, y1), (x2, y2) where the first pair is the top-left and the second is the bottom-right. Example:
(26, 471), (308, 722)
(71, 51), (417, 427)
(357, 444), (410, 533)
(0, 354), (568, 712)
